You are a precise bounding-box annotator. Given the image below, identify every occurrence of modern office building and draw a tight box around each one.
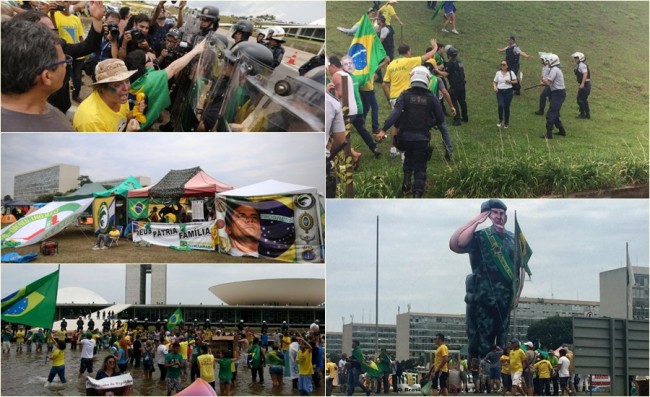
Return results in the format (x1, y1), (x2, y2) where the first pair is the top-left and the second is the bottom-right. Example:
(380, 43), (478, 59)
(326, 331), (343, 356)
(396, 312), (465, 361)
(125, 264), (167, 305)
(600, 265), (649, 320)
(14, 164), (79, 201)
(510, 297), (600, 339)
(339, 323), (396, 358)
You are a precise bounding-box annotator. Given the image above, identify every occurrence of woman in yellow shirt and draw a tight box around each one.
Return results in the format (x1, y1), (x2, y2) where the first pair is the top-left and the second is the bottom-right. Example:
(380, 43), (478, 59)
(500, 347), (511, 393)
(46, 340), (67, 385)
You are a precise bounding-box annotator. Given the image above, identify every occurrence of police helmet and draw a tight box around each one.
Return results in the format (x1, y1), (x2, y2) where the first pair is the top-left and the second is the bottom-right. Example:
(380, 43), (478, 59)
(62, 317), (66, 320)
(304, 65), (326, 86)
(225, 41), (274, 74)
(409, 65), (431, 89)
(230, 19), (254, 39)
(267, 26), (286, 42)
(571, 51), (585, 62)
(446, 46), (458, 58)
(546, 54), (560, 67)
(200, 5), (220, 22)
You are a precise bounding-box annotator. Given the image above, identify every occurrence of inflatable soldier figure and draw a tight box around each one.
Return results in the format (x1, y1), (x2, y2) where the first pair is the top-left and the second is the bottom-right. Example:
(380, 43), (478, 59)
(449, 199), (533, 361)
(199, 41), (274, 132)
(376, 66), (445, 198)
(224, 64), (326, 132)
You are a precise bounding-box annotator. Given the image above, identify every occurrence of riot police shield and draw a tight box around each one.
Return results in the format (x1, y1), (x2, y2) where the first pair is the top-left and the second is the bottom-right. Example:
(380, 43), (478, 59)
(224, 66), (325, 132)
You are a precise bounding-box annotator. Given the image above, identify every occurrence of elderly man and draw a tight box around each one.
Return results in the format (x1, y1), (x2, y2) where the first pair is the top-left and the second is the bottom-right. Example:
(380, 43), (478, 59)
(73, 59), (141, 132)
(450, 199), (531, 361)
(1, 20), (73, 131)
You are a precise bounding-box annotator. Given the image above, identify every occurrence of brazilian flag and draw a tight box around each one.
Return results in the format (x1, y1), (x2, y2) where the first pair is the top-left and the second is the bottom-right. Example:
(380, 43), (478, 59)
(352, 346), (382, 378)
(348, 14), (387, 87)
(167, 308), (183, 330)
(128, 198), (149, 219)
(515, 213), (533, 277)
(2, 269), (59, 329)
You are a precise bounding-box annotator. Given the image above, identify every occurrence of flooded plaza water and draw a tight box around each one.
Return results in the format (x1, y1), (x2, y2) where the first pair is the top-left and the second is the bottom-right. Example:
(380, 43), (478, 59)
(1, 348), (324, 396)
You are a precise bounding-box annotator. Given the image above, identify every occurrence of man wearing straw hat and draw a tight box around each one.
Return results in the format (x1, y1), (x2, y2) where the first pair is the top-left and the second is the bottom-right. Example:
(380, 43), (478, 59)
(73, 59), (143, 132)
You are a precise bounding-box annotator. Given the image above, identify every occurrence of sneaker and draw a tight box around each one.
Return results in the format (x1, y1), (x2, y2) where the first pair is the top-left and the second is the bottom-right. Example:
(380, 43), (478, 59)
(389, 147), (399, 158)
(92, 246), (100, 250)
(504, 123), (509, 129)
(100, 246), (107, 250)
(452, 29), (460, 34)
(497, 121), (503, 128)
(540, 134), (553, 139)
(373, 148), (381, 158)
(441, 28), (449, 33)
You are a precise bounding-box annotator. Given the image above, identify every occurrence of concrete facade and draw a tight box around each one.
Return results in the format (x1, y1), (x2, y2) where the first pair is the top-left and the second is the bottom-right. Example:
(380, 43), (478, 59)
(341, 323), (396, 358)
(600, 266), (649, 320)
(14, 164), (79, 201)
(96, 176), (151, 188)
(125, 264), (167, 305)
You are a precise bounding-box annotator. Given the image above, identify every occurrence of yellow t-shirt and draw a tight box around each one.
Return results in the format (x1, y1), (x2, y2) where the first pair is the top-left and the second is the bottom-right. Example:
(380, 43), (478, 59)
(297, 349), (313, 375)
(51, 348), (65, 366)
(384, 56), (423, 99)
(198, 354), (215, 383)
(179, 341), (189, 359)
(109, 229), (120, 238)
(434, 344), (449, 373)
(326, 361), (337, 376)
(378, 4), (396, 25)
(509, 348), (526, 374)
(57, 330), (66, 341)
(281, 336), (291, 351)
(500, 354), (510, 374)
(534, 359), (552, 379)
(15, 330), (25, 343)
(73, 90), (130, 132)
(53, 11), (84, 44)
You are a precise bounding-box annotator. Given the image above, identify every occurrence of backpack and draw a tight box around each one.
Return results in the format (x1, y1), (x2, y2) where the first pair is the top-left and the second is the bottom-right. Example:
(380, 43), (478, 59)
(143, 348), (153, 364)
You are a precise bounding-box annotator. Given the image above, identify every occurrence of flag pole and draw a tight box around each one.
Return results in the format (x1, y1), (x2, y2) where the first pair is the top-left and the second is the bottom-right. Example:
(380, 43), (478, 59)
(375, 215), (379, 355)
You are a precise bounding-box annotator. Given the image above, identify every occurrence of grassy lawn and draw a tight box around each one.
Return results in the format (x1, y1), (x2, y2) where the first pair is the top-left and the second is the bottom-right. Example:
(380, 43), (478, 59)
(326, 1), (649, 197)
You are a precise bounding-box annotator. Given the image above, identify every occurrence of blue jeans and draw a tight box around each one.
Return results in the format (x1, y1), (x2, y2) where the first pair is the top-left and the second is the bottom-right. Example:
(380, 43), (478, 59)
(376, 371), (390, 394)
(546, 89), (566, 133)
(577, 82), (591, 115)
(347, 366), (370, 396)
(360, 90), (379, 132)
(496, 88), (514, 124)
(47, 365), (66, 383)
(539, 86), (551, 111)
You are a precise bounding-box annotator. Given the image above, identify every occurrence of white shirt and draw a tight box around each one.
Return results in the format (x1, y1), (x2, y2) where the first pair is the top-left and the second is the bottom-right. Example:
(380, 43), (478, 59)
(80, 338), (95, 359)
(545, 66), (565, 91)
(557, 356), (570, 377)
(494, 70), (517, 90)
(156, 344), (168, 365)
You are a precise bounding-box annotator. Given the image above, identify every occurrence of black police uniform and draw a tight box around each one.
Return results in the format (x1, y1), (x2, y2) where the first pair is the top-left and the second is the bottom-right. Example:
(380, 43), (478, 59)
(574, 62), (591, 118)
(380, 84), (445, 197)
(446, 55), (468, 125)
(505, 45), (521, 94)
(60, 319), (67, 331)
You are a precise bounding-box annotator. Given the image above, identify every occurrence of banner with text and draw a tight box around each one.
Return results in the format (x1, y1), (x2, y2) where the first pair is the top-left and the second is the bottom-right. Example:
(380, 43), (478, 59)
(1, 198), (93, 247)
(93, 197), (116, 234)
(132, 220), (218, 251)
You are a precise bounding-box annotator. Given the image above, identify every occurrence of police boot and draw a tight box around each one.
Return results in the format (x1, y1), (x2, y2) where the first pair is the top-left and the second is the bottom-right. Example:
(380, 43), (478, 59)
(402, 172), (413, 196)
(413, 191), (423, 198)
(555, 127), (566, 136)
(540, 130), (553, 139)
(534, 109), (544, 116)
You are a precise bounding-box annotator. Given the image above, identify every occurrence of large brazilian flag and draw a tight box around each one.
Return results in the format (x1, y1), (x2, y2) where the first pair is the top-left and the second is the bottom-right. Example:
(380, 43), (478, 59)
(2, 269), (59, 329)
(348, 14), (387, 87)
(167, 308), (183, 330)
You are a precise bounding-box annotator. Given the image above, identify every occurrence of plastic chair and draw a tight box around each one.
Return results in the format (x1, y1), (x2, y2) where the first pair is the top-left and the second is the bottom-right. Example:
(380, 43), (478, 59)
(107, 225), (123, 248)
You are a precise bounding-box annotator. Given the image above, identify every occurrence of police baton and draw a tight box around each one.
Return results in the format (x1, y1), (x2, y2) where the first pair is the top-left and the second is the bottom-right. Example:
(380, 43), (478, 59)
(524, 83), (544, 91)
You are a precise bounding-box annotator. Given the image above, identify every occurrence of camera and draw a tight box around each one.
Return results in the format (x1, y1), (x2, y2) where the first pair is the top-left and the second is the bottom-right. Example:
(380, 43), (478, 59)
(105, 22), (119, 39)
(127, 28), (145, 44)
(56, 4), (67, 12)
(167, 42), (190, 60)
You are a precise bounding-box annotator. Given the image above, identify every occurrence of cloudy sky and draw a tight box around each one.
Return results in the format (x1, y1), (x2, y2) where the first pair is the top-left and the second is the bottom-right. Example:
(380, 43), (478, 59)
(1, 133), (324, 197)
(1, 264), (324, 305)
(185, 1), (325, 24)
(325, 199), (649, 332)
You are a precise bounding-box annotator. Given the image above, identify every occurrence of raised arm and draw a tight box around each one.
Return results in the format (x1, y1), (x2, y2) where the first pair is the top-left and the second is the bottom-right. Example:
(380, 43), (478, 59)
(449, 211), (490, 252)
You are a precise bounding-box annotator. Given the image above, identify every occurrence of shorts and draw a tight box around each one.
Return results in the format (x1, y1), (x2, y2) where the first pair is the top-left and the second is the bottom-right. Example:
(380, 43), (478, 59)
(2, 341), (11, 350)
(433, 371), (449, 389)
(143, 361), (155, 371)
(166, 377), (182, 393)
(219, 378), (232, 385)
(489, 367), (501, 380)
(269, 365), (284, 375)
(512, 371), (523, 387)
(299, 374), (313, 395)
(501, 374), (512, 389)
(559, 376), (570, 388)
(79, 357), (93, 374)
(459, 371), (467, 382)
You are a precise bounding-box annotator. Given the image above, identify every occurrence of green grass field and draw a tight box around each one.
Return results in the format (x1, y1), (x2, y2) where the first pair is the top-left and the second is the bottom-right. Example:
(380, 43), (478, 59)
(326, 1), (649, 197)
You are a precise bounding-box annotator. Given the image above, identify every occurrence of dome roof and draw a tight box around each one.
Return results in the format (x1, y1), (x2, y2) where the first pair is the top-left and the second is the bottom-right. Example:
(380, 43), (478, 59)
(57, 287), (108, 304)
(209, 278), (324, 306)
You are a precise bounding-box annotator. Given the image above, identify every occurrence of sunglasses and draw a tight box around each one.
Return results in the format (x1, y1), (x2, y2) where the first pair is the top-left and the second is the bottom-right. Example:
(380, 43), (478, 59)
(41, 54), (73, 72)
(500, 63), (507, 66)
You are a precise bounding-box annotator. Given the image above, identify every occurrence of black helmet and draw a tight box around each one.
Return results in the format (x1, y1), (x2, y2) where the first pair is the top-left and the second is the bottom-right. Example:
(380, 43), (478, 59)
(230, 19), (254, 39)
(446, 46), (458, 58)
(226, 41), (274, 70)
(199, 6), (220, 22)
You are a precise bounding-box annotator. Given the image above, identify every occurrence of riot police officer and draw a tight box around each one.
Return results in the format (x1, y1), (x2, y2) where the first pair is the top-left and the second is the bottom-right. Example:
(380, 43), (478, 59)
(237, 319), (245, 332)
(87, 318), (95, 331)
(76, 316), (84, 332)
(281, 321), (289, 332)
(540, 54), (567, 139)
(60, 318), (67, 331)
(102, 319), (111, 333)
(205, 318), (212, 330)
(571, 51), (591, 119)
(193, 5), (220, 47)
(229, 19), (254, 50)
(264, 27), (286, 68)
(376, 66), (445, 198)
(261, 320), (268, 335)
(498, 36), (533, 95)
(445, 46), (468, 125)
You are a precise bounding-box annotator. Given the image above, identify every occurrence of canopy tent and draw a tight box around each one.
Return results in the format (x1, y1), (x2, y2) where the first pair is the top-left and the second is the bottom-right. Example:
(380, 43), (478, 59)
(128, 167), (233, 198)
(2, 200), (34, 207)
(215, 179), (324, 263)
(93, 176), (143, 198)
(53, 183), (105, 201)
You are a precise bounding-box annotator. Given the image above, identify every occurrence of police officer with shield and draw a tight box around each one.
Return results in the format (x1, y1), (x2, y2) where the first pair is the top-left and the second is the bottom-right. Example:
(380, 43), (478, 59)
(375, 66), (445, 198)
